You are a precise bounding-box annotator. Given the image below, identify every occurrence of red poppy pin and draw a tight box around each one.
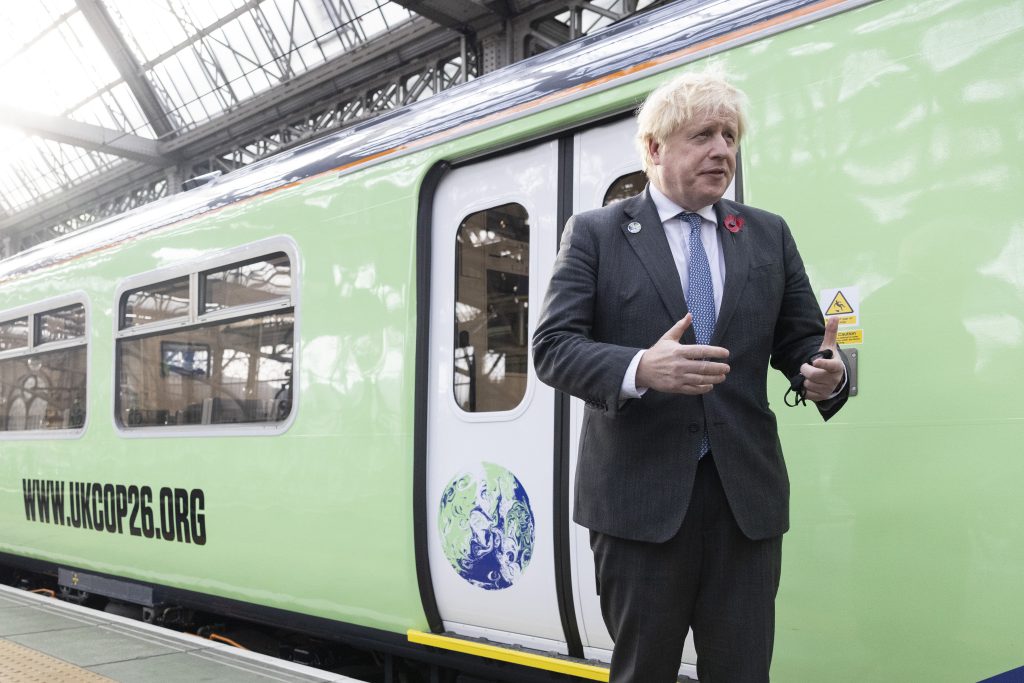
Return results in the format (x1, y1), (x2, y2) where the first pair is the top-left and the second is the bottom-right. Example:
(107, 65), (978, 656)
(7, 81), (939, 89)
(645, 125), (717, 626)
(724, 214), (744, 233)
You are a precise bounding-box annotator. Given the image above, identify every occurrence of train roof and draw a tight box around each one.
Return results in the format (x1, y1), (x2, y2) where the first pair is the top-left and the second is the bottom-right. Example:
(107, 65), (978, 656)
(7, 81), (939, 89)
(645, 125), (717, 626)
(0, 0), (833, 283)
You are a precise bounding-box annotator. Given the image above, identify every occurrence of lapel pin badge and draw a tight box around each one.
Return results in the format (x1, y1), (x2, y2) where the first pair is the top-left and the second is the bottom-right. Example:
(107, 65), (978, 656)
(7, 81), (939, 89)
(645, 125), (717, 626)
(627, 221), (642, 233)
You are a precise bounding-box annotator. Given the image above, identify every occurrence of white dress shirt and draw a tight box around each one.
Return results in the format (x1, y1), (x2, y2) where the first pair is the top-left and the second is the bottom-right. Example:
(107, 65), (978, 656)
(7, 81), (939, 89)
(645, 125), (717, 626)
(620, 183), (725, 399)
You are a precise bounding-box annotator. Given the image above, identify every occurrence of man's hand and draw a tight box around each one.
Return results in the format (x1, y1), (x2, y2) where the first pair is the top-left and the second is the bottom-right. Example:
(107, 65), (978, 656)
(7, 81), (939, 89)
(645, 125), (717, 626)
(800, 316), (845, 402)
(636, 313), (730, 395)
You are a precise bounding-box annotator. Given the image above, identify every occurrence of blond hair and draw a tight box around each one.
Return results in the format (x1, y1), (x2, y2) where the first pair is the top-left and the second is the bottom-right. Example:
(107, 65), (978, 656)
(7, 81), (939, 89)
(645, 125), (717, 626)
(635, 70), (749, 174)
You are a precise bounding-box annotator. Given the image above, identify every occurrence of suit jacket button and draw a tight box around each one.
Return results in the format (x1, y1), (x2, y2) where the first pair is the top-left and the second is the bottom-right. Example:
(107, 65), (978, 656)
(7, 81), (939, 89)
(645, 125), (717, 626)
(688, 424), (699, 433)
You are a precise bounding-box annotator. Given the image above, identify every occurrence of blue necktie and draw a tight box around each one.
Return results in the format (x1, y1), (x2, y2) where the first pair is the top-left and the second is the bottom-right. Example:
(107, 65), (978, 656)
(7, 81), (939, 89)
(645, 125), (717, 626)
(680, 212), (715, 458)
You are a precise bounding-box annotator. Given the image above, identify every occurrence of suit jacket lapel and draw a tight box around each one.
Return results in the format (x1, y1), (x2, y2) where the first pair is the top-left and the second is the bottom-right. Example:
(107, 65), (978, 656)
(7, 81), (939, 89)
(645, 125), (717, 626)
(619, 190), (691, 334)
(712, 199), (750, 346)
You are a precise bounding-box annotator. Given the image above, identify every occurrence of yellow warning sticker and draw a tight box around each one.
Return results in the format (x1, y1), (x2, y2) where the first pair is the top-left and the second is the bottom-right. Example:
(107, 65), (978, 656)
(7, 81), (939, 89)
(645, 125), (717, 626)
(836, 329), (863, 345)
(826, 290), (854, 315)
(819, 287), (861, 328)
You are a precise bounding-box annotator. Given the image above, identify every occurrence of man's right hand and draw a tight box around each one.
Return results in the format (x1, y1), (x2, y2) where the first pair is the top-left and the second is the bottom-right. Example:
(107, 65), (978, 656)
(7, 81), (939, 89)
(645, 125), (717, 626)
(635, 313), (730, 395)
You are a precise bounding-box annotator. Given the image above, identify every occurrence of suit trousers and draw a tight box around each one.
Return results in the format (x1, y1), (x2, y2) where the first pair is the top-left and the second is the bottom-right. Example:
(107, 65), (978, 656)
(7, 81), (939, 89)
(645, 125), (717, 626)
(590, 453), (783, 683)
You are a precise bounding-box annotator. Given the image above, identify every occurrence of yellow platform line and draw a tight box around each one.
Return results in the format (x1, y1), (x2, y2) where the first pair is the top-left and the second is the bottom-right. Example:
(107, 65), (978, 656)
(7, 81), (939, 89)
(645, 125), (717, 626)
(0, 639), (113, 682)
(408, 630), (610, 681)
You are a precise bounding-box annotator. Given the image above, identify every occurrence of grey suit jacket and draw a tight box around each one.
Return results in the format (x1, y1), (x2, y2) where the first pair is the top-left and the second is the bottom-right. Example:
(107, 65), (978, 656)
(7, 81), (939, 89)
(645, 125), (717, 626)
(533, 188), (849, 542)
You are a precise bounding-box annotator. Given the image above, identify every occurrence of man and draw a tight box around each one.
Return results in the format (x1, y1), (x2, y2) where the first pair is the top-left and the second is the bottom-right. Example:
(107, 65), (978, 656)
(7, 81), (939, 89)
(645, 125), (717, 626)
(532, 71), (849, 682)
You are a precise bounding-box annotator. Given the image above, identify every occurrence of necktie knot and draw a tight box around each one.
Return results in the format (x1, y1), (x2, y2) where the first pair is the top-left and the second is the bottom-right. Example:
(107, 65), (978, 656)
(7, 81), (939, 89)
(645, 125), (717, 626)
(678, 211), (703, 232)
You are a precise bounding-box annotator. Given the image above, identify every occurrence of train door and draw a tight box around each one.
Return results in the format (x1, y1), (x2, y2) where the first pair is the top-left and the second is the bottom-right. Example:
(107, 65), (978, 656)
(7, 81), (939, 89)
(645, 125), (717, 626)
(425, 142), (567, 651)
(567, 116), (659, 664)
(567, 116), (735, 672)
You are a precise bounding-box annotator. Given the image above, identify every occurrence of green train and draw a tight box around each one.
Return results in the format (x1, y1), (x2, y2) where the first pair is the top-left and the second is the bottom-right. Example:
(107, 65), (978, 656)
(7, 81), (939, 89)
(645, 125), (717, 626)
(2, 0), (1021, 680)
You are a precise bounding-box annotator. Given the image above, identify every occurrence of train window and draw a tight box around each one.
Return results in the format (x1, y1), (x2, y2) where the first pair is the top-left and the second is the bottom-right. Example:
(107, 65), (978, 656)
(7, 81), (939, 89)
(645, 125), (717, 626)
(0, 317), (28, 351)
(0, 302), (87, 434)
(603, 171), (647, 206)
(121, 276), (190, 329)
(201, 252), (291, 314)
(0, 349), (87, 432)
(453, 203), (529, 413)
(36, 305), (86, 345)
(116, 247), (295, 431)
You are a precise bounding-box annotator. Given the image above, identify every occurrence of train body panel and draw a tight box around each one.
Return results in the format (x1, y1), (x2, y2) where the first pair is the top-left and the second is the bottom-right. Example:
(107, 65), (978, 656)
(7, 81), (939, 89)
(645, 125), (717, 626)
(731, 1), (1024, 678)
(2, 165), (428, 633)
(2, 0), (1022, 680)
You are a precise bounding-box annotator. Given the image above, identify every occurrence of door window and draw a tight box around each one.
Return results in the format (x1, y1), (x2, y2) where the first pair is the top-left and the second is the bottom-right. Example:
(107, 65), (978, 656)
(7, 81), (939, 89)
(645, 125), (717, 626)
(453, 203), (530, 413)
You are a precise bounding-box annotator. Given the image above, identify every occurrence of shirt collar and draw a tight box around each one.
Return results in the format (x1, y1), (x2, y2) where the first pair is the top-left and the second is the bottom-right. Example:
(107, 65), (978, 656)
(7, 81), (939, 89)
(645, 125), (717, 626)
(648, 182), (717, 225)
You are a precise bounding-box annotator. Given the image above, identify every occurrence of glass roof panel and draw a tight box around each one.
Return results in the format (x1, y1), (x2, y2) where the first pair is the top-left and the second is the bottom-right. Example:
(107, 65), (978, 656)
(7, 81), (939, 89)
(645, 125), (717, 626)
(0, 1), (131, 215)
(284, 2), (318, 54)
(231, 14), (279, 80)
(0, 2), (75, 66)
(0, 137), (121, 213)
(0, 10), (118, 113)
(72, 82), (156, 140)
(0, 0), (415, 220)
(104, 1), (196, 64)
(377, 1), (411, 29)
(106, 0), (413, 132)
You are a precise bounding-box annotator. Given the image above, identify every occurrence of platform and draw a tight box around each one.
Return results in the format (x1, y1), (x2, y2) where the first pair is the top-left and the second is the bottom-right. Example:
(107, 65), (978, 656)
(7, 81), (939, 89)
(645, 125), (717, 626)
(0, 584), (360, 682)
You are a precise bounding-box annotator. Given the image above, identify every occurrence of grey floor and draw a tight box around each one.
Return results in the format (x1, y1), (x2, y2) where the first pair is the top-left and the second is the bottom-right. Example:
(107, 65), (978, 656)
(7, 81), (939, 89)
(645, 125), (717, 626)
(0, 585), (357, 682)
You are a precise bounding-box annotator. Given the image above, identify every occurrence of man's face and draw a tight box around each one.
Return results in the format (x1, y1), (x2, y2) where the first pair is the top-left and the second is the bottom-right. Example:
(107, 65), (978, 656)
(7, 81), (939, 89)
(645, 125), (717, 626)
(647, 113), (738, 211)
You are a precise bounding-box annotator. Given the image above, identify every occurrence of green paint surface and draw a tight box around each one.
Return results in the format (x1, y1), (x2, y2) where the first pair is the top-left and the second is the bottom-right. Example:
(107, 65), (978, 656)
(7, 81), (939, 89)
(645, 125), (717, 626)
(729, 1), (1024, 680)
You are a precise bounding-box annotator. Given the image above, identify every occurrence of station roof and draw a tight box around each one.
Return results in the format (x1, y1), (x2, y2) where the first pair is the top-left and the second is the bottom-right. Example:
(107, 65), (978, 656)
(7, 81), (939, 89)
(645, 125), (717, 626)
(0, 1), (656, 254)
(0, 0), (414, 215)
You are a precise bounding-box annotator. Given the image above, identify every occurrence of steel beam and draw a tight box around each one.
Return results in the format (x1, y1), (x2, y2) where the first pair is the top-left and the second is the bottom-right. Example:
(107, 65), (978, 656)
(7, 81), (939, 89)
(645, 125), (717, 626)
(0, 107), (168, 166)
(388, 0), (494, 31)
(75, 0), (175, 137)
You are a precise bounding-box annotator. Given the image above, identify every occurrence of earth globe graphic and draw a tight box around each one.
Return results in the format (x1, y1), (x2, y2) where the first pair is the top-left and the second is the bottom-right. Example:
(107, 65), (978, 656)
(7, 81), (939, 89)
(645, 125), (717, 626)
(438, 462), (535, 590)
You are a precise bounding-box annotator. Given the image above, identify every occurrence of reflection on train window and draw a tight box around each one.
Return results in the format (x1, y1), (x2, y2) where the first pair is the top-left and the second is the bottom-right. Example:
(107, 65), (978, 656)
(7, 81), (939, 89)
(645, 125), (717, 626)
(0, 303), (87, 433)
(201, 252), (291, 314)
(116, 251), (294, 429)
(0, 317), (28, 351)
(160, 341), (211, 378)
(122, 276), (190, 328)
(118, 314), (293, 428)
(36, 305), (86, 345)
(603, 170), (647, 206)
(454, 203), (529, 413)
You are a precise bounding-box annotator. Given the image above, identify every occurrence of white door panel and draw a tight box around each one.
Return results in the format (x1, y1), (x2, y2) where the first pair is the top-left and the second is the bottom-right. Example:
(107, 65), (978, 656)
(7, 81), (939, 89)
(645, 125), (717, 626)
(426, 141), (565, 649)
(569, 117), (647, 656)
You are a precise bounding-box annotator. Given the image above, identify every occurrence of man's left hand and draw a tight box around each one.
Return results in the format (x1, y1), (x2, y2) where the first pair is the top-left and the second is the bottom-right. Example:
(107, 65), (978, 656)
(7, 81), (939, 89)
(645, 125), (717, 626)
(800, 316), (844, 402)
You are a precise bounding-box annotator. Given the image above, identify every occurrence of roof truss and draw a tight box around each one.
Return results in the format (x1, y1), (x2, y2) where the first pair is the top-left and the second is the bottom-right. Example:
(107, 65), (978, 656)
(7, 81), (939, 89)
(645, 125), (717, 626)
(0, 0), (658, 257)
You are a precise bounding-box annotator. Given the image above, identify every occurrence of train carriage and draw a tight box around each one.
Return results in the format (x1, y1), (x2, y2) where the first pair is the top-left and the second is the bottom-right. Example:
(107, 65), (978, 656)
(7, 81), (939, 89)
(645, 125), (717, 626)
(2, 0), (1022, 680)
